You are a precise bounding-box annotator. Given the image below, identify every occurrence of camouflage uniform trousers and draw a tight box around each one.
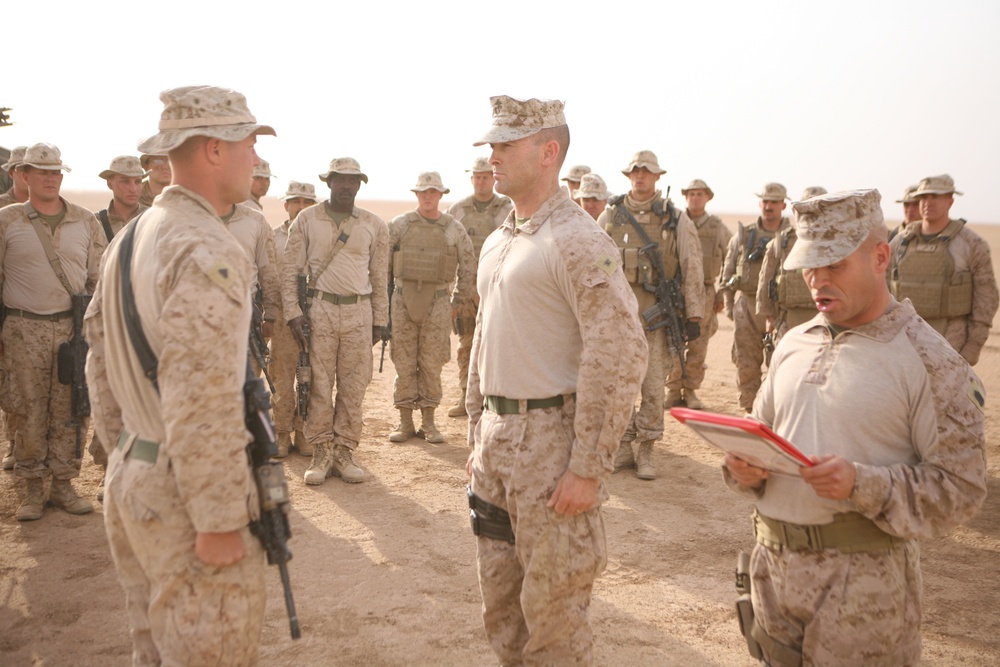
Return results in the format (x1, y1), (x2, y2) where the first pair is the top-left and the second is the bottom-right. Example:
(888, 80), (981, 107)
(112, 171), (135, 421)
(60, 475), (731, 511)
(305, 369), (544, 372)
(750, 541), (921, 666)
(625, 326), (670, 443)
(667, 284), (720, 392)
(269, 311), (301, 434)
(731, 293), (769, 411)
(390, 291), (451, 409)
(104, 446), (266, 667)
(455, 329), (474, 392)
(306, 299), (373, 451)
(1, 316), (82, 481)
(471, 399), (607, 666)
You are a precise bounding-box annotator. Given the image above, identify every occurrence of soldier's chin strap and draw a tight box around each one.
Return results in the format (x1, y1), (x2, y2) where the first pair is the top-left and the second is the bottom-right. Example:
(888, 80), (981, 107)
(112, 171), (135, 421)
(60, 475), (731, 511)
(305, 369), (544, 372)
(118, 215), (159, 391)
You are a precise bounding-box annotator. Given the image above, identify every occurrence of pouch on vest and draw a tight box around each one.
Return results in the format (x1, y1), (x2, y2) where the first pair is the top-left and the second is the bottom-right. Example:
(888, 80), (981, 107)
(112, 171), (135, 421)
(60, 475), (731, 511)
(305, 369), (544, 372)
(622, 247), (640, 283)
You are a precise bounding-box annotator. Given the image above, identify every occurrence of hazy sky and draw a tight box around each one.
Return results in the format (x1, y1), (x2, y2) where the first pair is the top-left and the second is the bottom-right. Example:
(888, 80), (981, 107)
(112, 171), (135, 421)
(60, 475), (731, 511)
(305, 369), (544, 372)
(4, 0), (999, 222)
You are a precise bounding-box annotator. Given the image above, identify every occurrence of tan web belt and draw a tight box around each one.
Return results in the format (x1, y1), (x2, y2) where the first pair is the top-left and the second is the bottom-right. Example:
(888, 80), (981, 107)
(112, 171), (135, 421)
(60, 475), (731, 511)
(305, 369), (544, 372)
(306, 288), (371, 305)
(484, 394), (574, 415)
(754, 510), (904, 554)
(394, 285), (449, 299)
(116, 429), (160, 464)
(6, 308), (72, 321)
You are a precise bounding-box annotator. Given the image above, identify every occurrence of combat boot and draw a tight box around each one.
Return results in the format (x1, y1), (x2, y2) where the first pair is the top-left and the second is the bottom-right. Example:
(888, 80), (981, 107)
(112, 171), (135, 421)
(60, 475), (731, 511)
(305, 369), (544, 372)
(665, 389), (685, 409)
(447, 390), (467, 418)
(16, 478), (45, 521)
(419, 407), (445, 444)
(635, 441), (656, 480)
(684, 390), (705, 410)
(613, 440), (634, 472)
(49, 479), (94, 515)
(389, 409), (416, 443)
(303, 444), (335, 486)
(2, 441), (14, 470)
(330, 445), (366, 484)
(294, 430), (312, 456)
(275, 431), (291, 458)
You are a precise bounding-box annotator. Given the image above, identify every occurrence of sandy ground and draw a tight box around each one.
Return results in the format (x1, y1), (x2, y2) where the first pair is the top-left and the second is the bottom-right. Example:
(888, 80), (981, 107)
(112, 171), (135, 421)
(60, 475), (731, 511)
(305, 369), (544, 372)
(0, 212), (998, 666)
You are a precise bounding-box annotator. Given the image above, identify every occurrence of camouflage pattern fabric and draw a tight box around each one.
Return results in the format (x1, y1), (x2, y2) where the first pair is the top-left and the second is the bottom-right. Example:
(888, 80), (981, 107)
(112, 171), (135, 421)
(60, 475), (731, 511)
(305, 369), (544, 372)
(731, 293), (769, 411)
(666, 282), (720, 391)
(390, 291), (451, 408)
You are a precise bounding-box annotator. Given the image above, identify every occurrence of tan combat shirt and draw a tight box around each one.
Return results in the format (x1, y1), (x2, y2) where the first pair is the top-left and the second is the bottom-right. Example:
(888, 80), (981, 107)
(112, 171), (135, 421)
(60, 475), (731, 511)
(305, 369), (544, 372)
(468, 189), (648, 480)
(0, 198), (106, 313)
(225, 203), (281, 321)
(100, 199), (149, 238)
(85, 185), (256, 534)
(281, 204), (390, 327)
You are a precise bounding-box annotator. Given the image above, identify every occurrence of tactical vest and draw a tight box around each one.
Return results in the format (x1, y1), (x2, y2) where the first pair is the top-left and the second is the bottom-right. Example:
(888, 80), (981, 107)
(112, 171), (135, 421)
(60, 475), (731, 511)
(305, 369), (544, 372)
(392, 212), (459, 286)
(695, 214), (725, 285)
(773, 228), (815, 310)
(458, 196), (507, 258)
(604, 199), (680, 287)
(734, 220), (785, 297)
(891, 219), (972, 320)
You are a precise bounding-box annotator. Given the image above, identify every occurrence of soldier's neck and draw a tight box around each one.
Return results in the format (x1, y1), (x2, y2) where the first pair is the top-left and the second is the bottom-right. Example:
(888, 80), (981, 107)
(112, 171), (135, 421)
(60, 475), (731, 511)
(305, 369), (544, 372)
(29, 195), (64, 216)
(921, 217), (950, 236)
(111, 199), (139, 221)
(510, 180), (560, 219)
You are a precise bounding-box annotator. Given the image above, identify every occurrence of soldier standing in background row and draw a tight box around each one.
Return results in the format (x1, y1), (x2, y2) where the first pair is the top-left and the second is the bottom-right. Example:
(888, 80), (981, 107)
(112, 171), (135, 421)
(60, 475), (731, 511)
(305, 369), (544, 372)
(724, 189), (986, 666)
(0, 146), (28, 208)
(443, 156), (511, 418)
(387, 172), (475, 445)
(597, 150), (704, 480)
(138, 153), (171, 207)
(574, 172), (611, 221)
(282, 158), (389, 485)
(87, 85), (274, 666)
(244, 159), (271, 213)
(665, 179), (730, 410)
(0, 143), (106, 521)
(561, 164), (590, 199)
(720, 182), (791, 413)
(466, 95), (647, 666)
(889, 184), (921, 241)
(270, 181), (318, 457)
(889, 174), (998, 365)
(755, 186), (826, 344)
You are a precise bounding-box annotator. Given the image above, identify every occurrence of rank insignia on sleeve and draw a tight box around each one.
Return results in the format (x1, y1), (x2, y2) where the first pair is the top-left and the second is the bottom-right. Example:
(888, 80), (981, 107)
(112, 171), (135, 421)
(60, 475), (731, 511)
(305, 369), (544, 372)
(596, 250), (618, 276)
(968, 377), (986, 413)
(208, 260), (236, 290)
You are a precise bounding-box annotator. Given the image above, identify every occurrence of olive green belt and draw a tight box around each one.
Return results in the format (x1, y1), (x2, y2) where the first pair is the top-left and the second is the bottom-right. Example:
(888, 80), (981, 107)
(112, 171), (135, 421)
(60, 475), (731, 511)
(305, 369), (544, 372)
(306, 288), (371, 305)
(394, 285), (449, 299)
(116, 429), (160, 464)
(484, 394), (574, 415)
(754, 510), (904, 554)
(6, 308), (72, 321)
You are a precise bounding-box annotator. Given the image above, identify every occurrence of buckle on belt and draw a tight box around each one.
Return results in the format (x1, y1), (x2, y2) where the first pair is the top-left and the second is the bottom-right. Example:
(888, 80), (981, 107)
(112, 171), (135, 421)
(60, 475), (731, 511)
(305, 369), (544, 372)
(780, 522), (822, 551)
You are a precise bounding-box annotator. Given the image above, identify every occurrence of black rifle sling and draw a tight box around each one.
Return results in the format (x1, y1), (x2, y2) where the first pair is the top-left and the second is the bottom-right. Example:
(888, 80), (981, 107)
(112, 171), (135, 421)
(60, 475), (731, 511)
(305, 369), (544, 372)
(97, 209), (115, 242)
(118, 215), (160, 391)
(611, 197), (681, 281)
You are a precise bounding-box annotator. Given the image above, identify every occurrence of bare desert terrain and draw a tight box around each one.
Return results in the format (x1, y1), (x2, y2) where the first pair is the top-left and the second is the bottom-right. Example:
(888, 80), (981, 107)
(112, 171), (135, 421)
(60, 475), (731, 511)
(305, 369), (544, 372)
(0, 197), (997, 666)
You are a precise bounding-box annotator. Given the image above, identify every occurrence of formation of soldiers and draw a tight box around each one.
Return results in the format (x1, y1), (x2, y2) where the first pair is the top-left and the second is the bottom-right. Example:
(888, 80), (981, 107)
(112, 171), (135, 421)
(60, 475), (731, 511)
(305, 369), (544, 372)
(0, 87), (995, 666)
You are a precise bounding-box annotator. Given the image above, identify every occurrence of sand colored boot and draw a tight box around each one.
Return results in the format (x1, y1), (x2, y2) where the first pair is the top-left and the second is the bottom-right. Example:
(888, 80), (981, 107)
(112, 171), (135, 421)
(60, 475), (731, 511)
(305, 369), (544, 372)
(684, 390), (705, 410)
(16, 478), (45, 521)
(304, 444), (335, 486)
(49, 479), (94, 515)
(330, 445), (366, 483)
(389, 409), (416, 443)
(447, 390), (467, 418)
(665, 389), (685, 409)
(613, 440), (635, 472)
(419, 408), (445, 444)
(635, 441), (657, 481)
(275, 431), (291, 458)
(2, 441), (14, 470)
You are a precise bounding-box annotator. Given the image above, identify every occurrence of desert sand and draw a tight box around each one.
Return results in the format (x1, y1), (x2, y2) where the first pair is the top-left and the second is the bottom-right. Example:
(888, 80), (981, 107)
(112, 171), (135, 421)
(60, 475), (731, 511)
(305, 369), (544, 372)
(0, 195), (997, 666)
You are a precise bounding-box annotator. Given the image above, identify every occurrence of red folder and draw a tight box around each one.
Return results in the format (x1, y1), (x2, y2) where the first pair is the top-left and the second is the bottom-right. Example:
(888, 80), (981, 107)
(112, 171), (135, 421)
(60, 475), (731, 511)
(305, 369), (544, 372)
(669, 407), (813, 475)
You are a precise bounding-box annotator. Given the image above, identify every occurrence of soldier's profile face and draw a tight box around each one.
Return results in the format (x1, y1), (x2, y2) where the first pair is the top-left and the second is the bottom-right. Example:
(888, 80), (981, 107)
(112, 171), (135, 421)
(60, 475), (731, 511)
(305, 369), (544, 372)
(219, 135), (259, 205)
(489, 137), (542, 201)
(108, 174), (143, 207)
(251, 176), (270, 198)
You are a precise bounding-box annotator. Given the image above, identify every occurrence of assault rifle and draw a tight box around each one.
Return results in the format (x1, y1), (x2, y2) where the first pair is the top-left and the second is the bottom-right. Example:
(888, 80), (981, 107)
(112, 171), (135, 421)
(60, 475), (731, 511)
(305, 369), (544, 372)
(244, 363), (301, 640)
(379, 284), (392, 373)
(609, 195), (690, 379)
(295, 275), (311, 420)
(58, 293), (92, 458)
(249, 287), (275, 393)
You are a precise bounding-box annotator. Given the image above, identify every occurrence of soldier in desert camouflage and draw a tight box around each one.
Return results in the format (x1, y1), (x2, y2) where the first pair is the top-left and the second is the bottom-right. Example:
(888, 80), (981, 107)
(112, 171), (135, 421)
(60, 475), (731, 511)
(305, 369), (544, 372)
(138, 153), (170, 207)
(244, 158), (271, 213)
(443, 156), (512, 418)
(573, 172), (611, 221)
(724, 188), (987, 666)
(560, 163), (590, 199)
(0, 145), (28, 208)
(87, 85), (274, 666)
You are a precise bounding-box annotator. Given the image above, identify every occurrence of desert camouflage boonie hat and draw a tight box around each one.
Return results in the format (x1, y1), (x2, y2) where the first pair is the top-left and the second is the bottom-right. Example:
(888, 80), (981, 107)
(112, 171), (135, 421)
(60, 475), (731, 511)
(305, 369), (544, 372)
(99, 155), (145, 180)
(681, 179), (714, 199)
(411, 171), (449, 194)
(319, 157), (368, 184)
(561, 165), (591, 183)
(800, 186), (828, 200)
(137, 85), (275, 154)
(895, 184), (919, 204)
(282, 181), (318, 202)
(783, 189), (884, 271)
(756, 182), (789, 201)
(575, 173), (611, 201)
(912, 174), (962, 197)
(467, 157), (492, 173)
(253, 159), (274, 179)
(622, 150), (666, 176)
(21, 143), (71, 172)
(1, 146), (27, 172)
(473, 95), (567, 146)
